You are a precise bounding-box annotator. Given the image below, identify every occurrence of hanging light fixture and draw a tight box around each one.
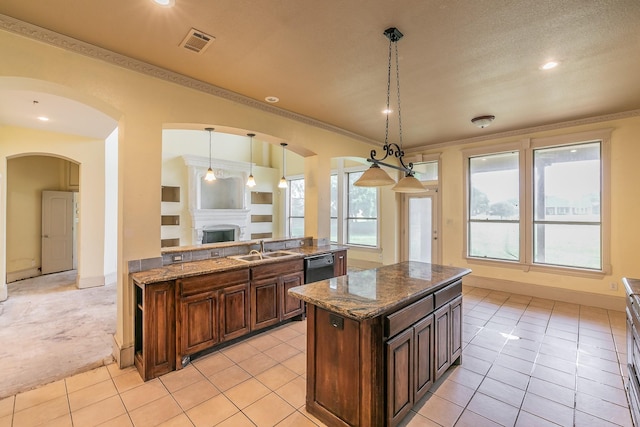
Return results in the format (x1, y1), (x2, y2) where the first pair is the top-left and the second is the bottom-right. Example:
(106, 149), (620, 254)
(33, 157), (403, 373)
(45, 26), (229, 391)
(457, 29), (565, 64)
(278, 142), (288, 188)
(246, 133), (257, 187)
(354, 27), (426, 193)
(204, 127), (216, 182)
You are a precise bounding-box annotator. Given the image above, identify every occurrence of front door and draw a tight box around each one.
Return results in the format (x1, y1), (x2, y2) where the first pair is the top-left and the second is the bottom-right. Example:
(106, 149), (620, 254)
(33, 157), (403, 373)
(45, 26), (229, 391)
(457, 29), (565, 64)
(41, 190), (74, 274)
(401, 192), (439, 263)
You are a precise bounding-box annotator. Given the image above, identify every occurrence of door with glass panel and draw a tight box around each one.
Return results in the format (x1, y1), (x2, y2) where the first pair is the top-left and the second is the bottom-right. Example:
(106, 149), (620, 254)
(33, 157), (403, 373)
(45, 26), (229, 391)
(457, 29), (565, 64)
(401, 193), (438, 263)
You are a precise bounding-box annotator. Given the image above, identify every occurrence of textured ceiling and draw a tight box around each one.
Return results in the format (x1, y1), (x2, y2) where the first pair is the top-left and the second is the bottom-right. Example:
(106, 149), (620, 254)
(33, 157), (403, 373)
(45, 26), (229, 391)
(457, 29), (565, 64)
(1, 0), (640, 147)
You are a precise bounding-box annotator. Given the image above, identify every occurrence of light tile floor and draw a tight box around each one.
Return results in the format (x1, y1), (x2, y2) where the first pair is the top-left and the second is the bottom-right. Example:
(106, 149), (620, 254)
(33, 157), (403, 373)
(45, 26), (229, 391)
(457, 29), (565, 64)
(0, 285), (633, 426)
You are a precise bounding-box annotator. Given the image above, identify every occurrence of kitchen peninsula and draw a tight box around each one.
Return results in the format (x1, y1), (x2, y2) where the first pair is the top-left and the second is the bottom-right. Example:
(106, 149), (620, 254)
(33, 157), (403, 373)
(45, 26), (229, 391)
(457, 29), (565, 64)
(129, 238), (347, 381)
(289, 262), (471, 427)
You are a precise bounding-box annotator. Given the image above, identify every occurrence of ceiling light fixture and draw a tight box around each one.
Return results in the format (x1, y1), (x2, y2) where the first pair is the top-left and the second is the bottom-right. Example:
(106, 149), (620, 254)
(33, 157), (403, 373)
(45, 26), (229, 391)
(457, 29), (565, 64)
(265, 96), (280, 103)
(354, 27), (426, 193)
(152, 0), (175, 7)
(204, 127), (216, 182)
(540, 61), (559, 70)
(471, 115), (496, 128)
(246, 133), (256, 187)
(278, 142), (288, 189)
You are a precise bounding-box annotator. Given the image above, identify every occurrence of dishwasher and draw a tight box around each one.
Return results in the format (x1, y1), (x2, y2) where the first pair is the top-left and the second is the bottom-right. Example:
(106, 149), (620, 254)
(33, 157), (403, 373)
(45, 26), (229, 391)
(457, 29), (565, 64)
(304, 253), (335, 283)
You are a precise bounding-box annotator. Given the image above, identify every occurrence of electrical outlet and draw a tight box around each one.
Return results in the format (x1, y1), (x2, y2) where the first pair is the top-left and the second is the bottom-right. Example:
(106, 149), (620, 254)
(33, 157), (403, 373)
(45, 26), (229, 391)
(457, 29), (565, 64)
(172, 255), (182, 262)
(610, 282), (618, 291)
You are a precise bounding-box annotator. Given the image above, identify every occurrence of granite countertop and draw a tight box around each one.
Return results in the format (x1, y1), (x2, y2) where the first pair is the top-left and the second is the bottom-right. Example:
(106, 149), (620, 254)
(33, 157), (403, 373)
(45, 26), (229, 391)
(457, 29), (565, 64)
(624, 277), (640, 295)
(288, 261), (471, 321)
(131, 244), (348, 285)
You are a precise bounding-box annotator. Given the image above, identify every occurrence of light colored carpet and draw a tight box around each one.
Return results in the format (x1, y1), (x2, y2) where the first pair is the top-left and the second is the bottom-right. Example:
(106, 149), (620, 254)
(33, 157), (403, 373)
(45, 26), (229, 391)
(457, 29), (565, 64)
(0, 271), (116, 398)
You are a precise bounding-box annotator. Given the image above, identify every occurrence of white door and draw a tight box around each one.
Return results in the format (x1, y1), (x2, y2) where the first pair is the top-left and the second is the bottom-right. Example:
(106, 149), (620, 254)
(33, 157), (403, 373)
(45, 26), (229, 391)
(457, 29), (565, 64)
(41, 190), (74, 274)
(401, 192), (439, 263)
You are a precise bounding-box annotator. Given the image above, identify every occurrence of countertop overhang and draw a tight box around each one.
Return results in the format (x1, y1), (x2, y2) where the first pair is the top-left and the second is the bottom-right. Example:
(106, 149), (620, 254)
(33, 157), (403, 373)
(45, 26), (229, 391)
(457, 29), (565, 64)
(130, 244), (347, 285)
(288, 261), (471, 320)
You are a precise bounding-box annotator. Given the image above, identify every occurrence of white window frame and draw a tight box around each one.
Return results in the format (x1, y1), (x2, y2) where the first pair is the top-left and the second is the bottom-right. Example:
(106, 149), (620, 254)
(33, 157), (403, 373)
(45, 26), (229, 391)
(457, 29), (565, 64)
(285, 175), (305, 238)
(462, 129), (611, 277)
(330, 160), (381, 248)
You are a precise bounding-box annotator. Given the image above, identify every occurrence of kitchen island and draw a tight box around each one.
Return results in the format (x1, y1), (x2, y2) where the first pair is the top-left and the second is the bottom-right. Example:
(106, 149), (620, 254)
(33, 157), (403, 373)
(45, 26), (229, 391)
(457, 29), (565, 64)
(289, 261), (471, 427)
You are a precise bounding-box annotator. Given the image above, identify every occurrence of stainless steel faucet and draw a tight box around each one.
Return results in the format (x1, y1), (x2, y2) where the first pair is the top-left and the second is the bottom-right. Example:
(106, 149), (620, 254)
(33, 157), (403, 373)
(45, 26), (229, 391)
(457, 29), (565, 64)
(260, 240), (265, 253)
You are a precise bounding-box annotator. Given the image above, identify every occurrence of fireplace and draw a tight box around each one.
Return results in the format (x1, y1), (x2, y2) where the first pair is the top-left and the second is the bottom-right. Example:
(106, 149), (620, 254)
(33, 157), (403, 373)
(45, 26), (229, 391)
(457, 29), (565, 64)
(202, 228), (235, 244)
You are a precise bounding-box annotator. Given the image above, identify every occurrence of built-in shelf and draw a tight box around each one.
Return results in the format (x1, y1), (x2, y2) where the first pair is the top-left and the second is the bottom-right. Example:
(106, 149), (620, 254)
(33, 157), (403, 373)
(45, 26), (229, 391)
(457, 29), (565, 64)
(251, 215), (272, 223)
(251, 192), (272, 205)
(161, 238), (180, 248)
(161, 215), (180, 226)
(251, 232), (273, 239)
(161, 186), (180, 202)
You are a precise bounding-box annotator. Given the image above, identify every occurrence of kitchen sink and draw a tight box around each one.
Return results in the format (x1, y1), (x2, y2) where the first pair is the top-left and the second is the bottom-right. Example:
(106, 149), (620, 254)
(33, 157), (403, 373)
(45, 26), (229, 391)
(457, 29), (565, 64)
(232, 254), (264, 262)
(262, 251), (298, 258)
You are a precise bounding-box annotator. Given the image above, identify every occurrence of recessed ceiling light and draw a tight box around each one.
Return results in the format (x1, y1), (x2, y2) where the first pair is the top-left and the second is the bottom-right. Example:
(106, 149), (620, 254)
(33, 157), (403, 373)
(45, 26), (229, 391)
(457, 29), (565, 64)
(37, 116), (49, 122)
(152, 0), (175, 7)
(540, 61), (559, 70)
(265, 96), (279, 103)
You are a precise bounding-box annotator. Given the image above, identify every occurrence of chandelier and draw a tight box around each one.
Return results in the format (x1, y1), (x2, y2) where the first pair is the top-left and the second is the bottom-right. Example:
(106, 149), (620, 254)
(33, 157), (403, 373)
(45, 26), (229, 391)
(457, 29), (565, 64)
(354, 27), (426, 193)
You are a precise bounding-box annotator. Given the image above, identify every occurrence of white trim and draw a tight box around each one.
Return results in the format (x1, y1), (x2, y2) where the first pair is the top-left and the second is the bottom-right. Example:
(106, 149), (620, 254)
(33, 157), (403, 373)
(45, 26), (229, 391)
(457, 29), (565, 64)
(78, 274), (105, 289)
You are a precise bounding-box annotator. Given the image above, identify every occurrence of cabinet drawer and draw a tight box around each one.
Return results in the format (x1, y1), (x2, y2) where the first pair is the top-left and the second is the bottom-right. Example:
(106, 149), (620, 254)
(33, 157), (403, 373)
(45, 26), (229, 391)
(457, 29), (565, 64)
(252, 259), (303, 280)
(434, 280), (462, 310)
(179, 269), (249, 297)
(385, 295), (433, 338)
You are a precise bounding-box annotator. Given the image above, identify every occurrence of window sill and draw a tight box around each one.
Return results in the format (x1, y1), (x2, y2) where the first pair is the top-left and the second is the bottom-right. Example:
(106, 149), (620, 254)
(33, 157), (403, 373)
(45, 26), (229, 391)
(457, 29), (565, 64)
(466, 257), (610, 279)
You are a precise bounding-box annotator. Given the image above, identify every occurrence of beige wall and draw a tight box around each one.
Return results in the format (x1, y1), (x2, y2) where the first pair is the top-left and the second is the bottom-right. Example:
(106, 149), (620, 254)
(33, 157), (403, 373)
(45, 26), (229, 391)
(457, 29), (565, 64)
(416, 116), (640, 300)
(0, 28), (373, 362)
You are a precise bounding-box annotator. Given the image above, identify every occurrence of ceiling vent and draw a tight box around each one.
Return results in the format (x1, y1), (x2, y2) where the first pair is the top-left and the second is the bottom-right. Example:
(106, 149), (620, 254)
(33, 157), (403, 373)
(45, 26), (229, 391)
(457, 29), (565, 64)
(180, 28), (215, 54)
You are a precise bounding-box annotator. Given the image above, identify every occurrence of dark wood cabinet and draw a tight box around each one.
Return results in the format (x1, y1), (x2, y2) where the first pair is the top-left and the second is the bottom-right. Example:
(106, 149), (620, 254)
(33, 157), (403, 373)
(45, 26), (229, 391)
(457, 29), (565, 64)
(333, 249), (347, 277)
(251, 259), (304, 331)
(179, 290), (219, 355)
(434, 294), (463, 381)
(304, 277), (462, 427)
(134, 280), (175, 381)
(220, 282), (250, 341)
(177, 269), (250, 361)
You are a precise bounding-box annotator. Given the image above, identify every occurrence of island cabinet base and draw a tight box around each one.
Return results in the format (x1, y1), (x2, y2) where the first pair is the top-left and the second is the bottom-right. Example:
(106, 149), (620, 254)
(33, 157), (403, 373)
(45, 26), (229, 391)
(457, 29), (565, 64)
(304, 279), (463, 427)
(306, 306), (385, 427)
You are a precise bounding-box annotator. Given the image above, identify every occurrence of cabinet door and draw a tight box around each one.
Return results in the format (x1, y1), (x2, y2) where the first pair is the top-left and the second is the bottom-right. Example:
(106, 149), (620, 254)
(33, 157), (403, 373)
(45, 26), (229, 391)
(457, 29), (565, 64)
(450, 296), (463, 363)
(386, 328), (414, 427)
(281, 271), (305, 320)
(434, 304), (450, 381)
(413, 315), (434, 401)
(140, 281), (176, 380)
(333, 250), (347, 277)
(220, 282), (250, 341)
(179, 291), (219, 355)
(251, 277), (280, 330)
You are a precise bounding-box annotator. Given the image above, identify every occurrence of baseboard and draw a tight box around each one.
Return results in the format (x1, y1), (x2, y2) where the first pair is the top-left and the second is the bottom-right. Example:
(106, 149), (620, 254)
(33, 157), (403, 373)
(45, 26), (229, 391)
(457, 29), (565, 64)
(112, 334), (134, 368)
(104, 271), (117, 286)
(78, 275), (105, 289)
(464, 274), (625, 311)
(6, 267), (40, 283)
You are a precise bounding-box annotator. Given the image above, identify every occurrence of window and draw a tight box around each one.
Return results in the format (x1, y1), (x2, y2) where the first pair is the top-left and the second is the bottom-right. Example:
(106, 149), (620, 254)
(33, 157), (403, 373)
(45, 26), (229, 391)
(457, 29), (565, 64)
(347, 171), (378, 246)
(287, 178), (304, 237)
(464, 130), (610, 274)
(468, 152), (520, 261)
(330, 174), (338, 242)
(533, 143), (601, 269)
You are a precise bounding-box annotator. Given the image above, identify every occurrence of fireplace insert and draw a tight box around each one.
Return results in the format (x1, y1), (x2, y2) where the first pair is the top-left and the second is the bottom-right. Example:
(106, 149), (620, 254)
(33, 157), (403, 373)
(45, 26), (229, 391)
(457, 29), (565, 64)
(202, 228), (234, 244)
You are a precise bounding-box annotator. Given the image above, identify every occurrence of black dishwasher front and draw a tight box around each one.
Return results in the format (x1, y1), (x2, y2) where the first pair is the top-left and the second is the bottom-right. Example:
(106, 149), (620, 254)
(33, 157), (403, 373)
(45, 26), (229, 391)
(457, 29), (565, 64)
(304, 253), (335, 283)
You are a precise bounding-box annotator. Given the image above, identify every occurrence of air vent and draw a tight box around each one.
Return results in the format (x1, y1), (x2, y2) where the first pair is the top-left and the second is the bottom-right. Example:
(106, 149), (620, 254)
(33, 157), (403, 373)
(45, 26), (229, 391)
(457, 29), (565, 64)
(180, 28), (215, 54)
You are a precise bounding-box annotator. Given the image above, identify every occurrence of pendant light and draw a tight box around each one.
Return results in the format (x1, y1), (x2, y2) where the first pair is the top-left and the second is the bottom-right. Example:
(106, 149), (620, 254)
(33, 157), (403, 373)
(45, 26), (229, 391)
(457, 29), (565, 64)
(246, 133), (256, 187)
(354, 27), (426, 193)
(204, 127), (216, 182)
(278, 142), (288, 188)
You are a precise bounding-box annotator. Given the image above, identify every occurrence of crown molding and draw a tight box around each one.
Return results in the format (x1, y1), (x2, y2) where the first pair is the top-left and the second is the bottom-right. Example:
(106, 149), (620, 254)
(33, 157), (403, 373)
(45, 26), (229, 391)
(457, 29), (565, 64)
(0, 13), (379, 147)
(407, 109), (640, 154)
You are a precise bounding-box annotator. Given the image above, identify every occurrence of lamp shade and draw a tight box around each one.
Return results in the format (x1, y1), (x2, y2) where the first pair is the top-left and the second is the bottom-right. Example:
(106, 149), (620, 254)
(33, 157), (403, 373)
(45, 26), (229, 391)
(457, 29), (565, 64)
(354, 164), (395, 187)
(204, 167), (216, 182)
(246, 174), (256, 187)
(392, 174), (426, 193)
(278, 177), (287, 188)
